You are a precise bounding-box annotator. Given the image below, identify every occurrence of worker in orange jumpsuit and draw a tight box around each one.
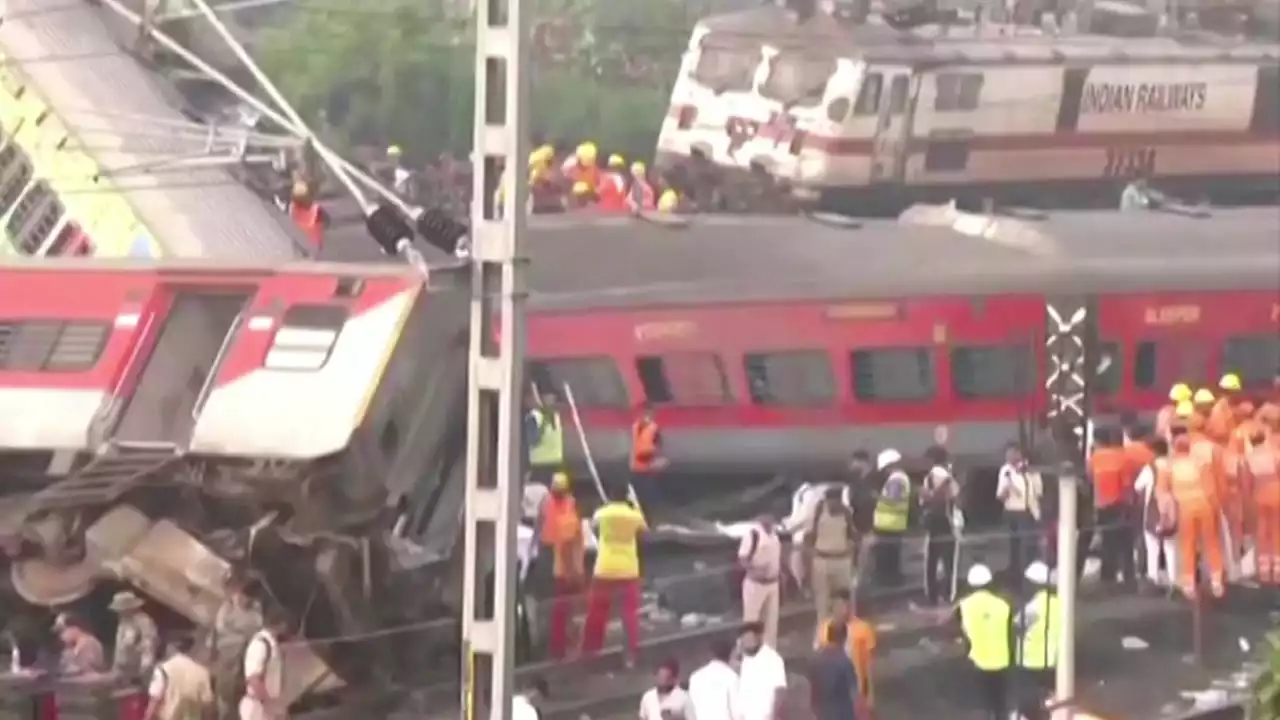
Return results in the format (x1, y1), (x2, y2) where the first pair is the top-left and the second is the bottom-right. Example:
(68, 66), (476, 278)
(1090, 426), (1137, 585)
(562, 142), (601, 190)
(1243, 425), (1280, 583)
(629, 403), (667, 511)
(540, 472), (585, 659)
(595, 155), (629, 212)
(1158, 401), (1226, 598)
(1157, 383), (1193, 440)
(1208, 373), (1245, 444)
(1188, 390), (1243, 578)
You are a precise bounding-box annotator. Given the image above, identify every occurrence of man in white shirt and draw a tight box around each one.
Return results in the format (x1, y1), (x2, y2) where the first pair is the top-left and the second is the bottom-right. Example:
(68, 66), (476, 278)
(639, 659), (694, 720)
(996, 443), (1041, 581)
(737, 621), (787, 720)
(143, 635), (213, 720)
(688, 639), (739, 720)
(1135, 438), (1178, 588)
(512, 676), (547, 720)
(240, 610), (287, 720)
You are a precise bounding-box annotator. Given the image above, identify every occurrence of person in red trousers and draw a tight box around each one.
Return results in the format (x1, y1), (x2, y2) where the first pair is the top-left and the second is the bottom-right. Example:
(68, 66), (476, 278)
(580, 484), (647, 667)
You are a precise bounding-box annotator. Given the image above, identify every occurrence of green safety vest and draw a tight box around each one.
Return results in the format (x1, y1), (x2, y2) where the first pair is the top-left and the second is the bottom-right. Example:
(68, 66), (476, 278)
(872, 473), (909, 532)
(1020, 590), (1061, 670)
(959, 590), (1012, 671)
(528, 409), (564, 467)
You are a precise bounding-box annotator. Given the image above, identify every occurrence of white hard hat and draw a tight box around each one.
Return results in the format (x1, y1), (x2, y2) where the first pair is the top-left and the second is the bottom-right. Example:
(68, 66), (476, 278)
(1024, 561), (1050, 585)
(876, 448), (902, 471)
(966, 564), (993, 588)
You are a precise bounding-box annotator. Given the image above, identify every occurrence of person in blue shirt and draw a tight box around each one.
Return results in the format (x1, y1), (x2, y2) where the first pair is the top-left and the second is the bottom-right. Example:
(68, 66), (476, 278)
(808, 621), (862, 720)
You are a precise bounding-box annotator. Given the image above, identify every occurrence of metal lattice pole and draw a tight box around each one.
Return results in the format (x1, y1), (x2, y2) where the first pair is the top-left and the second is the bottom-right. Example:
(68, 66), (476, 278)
(460, 0), (529, 718)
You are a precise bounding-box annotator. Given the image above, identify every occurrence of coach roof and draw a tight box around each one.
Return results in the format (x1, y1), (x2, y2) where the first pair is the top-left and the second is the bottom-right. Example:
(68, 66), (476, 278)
(523, 207), (1280, 311)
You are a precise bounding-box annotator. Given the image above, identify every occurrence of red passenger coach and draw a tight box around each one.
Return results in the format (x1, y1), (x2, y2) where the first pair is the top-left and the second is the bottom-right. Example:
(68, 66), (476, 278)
(523, 208), (1280, 474)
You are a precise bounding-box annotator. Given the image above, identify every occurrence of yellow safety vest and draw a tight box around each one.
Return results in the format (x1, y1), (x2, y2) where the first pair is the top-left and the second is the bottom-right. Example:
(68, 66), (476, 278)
(873, 473), (909, 532)
(959, 590), (1012, 671)
(528, 409), (564, 467)
(1020, 590), (1061, 670)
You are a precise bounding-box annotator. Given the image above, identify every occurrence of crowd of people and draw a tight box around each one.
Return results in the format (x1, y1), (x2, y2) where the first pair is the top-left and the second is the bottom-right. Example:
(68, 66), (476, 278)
(5, 572), (288, 720)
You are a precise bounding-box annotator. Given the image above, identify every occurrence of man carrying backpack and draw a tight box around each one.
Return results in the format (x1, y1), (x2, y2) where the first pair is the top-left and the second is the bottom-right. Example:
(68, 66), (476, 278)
(239, 608), (289, 720)
(805, 487), (860, 625)
(739, 514), (783, 648)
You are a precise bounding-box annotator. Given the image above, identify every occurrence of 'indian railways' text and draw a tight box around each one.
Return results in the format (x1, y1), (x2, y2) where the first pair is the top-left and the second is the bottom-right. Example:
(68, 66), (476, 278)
(1080, 82), (1208, 114)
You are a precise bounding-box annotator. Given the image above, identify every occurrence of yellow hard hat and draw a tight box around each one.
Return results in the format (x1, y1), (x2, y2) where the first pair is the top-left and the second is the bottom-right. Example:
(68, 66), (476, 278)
(607, 154), (625, 168)
(630, 161), (646, 175)
(386, 145), (402, 157)
(571, 181), (591, 196)
(551, 472), (570, 490)
(1219, 373), (1242, 392)
(1174, 401), (1196, 418)
(1168, 383), (1192, 403)
(528, 144), (554, 168)
(1193, 388), (1215, 405)
(576, 142), (598, 164)
(657, 188), (679, 212)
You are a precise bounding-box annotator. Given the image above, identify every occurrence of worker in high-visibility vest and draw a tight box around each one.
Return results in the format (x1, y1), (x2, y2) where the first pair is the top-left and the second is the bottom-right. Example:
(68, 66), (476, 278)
(956, 564), (1011, 720)
(1158, 401), (1226, 598)
(871, 449), (910, 588)
(1017, 561), (1062, 714)
(526, 394), (564, 484)
(629, 403), (666, 509)
(540, 472), (584, 658)
(580, 484), (647, 666)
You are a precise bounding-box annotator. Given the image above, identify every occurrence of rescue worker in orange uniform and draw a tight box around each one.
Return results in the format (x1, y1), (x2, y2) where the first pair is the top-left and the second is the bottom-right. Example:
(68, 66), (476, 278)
(1157, 401), (1226, 598)
(540, 472), (585, 659)
(1242, 421), (1280, 583)
(1207, 373), (1245, 444)
(595, 155), (629, 212)
(629, 403), (667, 510)
(1157, 383), (1193, 440)
(562, 142), (601, 190)
(1090, 426), (1137, 585)
(288, 180), (329, 251)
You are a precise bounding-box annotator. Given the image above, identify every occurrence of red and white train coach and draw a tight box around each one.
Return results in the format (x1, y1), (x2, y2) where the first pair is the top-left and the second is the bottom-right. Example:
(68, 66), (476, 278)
(656, 5), (1280, 211)
(522, 208), (1280, 475)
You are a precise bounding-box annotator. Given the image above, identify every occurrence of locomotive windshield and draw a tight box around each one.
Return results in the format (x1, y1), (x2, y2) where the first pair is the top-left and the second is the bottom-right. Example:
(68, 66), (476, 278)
(758, 50), (838, 108)
(690, 33), (761, 94)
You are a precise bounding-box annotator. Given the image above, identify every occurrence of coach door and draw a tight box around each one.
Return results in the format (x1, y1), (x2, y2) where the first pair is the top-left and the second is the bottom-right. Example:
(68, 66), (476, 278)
(111, 290), (252, 447)
(868, 66), (917, 185)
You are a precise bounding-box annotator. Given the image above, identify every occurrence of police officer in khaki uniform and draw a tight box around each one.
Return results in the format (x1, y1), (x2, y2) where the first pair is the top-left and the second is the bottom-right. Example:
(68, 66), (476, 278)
(806, 486), (859, 624)
(111, 591), (159, 679)
(209, 572), (264, 719)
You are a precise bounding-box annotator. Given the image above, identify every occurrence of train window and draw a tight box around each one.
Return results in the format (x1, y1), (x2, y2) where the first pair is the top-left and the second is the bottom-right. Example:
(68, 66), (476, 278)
(924, 141), (969, 172)
(743, 351), (835, 406)
(826, 98), (851, 123)
(886, 75), (910, 115)
(1133, 340), (1209, 391)
(44, 323), (110, 372)
(0, 151), (33, 217)
(759, 52), (836, 108)
(853, 73), (882, 116)
(1221, 334), (1280, 387)
(1095, 341), (1122, 396)
(18, 197), (65, 254)
(691, 38), (758, 94)
(934, 73), (984, 112)
(0, 321), (61, 371)
(951, 344), (1034, 398)
(528, 357), (628, 408)
(850, 347), (936, 401)
(5, 180), (52, 242)
(636, 353), (731, 405)
(265, 305), (348, 371)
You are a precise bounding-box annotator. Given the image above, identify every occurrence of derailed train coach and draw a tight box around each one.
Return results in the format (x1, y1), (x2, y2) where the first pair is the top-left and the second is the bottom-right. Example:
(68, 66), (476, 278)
(521, 207), (1280, 477)
(0, 258), (471, 702)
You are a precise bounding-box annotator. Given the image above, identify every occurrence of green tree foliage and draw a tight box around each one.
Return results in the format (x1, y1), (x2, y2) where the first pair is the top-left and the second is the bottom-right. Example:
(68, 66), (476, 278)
(1252, 631), (1280, 720)
(258, 0), (711, 163)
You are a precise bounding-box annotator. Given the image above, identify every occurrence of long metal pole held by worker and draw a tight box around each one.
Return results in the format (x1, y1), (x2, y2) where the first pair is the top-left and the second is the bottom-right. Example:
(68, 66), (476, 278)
(460, 0), (530, 718)
(1053, 466), (1079, 720)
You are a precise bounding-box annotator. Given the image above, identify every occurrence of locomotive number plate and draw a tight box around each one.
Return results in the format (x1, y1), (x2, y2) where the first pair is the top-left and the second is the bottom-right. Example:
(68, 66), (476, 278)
(1103, 147), (1158, 178)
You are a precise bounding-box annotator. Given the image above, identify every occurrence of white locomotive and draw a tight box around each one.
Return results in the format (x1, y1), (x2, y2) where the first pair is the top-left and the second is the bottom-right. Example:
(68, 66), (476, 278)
(654, 3), (1280, 212)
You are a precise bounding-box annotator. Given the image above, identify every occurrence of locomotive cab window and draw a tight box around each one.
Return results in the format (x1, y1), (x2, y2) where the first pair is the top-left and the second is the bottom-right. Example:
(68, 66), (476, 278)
(1221, 334), (1280, 387)
(759, 51), (837, 108)
(850, 347), (936, 401)
(934, 73), (984, 112)
(636, 352), (731, 405)
(528, 356), (628, 408)
(951, 344), (1034, 398)
(743, 350), (835, 406)
(691, 36), (759, 94)
(265, 305), (348, 371)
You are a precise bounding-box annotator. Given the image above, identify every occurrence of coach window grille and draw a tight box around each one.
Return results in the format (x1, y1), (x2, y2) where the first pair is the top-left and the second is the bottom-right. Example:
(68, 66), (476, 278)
(924, 140), (970, 173)
(934, 73), (984, 112)
(638, 352), (732, 406)
(0, 151), (33, 219)
(528, 357), (628, 408)
(1221, 334), (1280, 387)
(2, 321), (62, 371)
(17, 194), (64, 255)
(5, 179), (50, 244)
(45, 323), (110, 372)
(850, 347), (937, 401)
(743, 350), (835, 406)
(265, 305), (348, 371)
(951, 344), (1035, 399)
